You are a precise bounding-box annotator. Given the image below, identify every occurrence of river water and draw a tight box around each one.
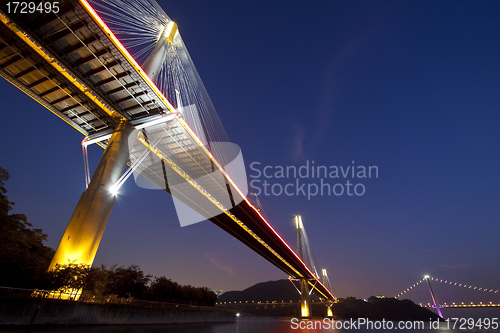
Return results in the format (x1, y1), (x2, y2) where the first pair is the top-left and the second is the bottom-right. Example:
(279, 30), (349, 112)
(1, 308), (500, 333)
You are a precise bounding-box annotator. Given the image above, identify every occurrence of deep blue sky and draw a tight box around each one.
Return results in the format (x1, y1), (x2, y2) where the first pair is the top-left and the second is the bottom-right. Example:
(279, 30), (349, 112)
(1, 0), (499, 299)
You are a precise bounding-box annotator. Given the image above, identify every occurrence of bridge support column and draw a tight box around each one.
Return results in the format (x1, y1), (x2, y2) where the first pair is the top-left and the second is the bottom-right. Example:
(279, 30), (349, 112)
(49, 120), (134, 271)
(300, 278), (311, 318)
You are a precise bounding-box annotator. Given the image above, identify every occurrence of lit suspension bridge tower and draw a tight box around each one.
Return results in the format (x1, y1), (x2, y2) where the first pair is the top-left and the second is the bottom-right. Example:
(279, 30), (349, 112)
(49, 9), (180, 271)
(292, 215), (334, 317)
(296, 215), (311, 317)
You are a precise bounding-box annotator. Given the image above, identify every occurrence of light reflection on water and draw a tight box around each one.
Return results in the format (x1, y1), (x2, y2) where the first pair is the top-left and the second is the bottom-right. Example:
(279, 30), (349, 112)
(1, 309), (500, 333)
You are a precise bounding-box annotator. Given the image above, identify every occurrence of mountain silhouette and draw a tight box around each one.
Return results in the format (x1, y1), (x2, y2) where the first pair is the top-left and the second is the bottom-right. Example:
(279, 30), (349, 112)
(218, 279), (322, 303)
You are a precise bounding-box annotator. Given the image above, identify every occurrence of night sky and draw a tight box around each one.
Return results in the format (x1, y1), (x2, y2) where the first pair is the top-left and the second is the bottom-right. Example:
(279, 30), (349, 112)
(1, 0), (499, 299)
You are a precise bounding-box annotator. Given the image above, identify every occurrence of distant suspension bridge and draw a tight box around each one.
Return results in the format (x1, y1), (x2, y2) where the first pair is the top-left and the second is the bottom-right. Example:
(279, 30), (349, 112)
(396, 276), (500, 317)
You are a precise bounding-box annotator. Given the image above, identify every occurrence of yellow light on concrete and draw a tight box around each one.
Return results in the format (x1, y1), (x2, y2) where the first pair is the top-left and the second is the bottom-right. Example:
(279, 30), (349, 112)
(327, 306), (333, 317)
(164, 21), (178, 44)
(295, 215), (303, 229)
(301, 300), (309, 317)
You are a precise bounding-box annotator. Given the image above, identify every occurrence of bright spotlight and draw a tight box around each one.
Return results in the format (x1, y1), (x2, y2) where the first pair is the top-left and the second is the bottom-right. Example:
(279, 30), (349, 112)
(109, 186), (119, 196)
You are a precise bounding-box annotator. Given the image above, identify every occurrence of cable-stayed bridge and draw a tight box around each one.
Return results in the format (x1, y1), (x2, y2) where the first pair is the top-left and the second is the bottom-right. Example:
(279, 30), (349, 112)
(0, 0), (334, 316)
(396, 276), (500, 317)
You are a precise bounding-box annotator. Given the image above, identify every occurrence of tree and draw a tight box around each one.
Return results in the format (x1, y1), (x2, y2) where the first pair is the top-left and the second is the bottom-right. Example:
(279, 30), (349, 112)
(147, 276), (184, 303)
(43, 262), (91, 298)
(0, 166), (54, 288)
(104, 264), (151, 299)
(146, 276), (217, 306)
(82, 264), (110, 297)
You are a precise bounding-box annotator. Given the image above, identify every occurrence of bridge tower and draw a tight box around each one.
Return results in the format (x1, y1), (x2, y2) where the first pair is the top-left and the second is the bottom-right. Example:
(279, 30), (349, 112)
(48, 21), (178, 273)
(424, 275), (443, 318)
(295, 215), (311, 317)
(322, 268), (334, 317)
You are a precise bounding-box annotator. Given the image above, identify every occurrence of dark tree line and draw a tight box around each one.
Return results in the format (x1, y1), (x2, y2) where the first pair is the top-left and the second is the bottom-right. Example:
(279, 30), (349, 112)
(147, 276), (217, 306)
(0, 166), (217, 306)
(0, 167), (54, 288)
(47, 263), (217, 306)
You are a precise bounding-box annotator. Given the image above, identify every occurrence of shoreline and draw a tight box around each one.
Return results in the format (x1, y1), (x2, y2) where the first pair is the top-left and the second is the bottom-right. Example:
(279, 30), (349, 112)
(0, 297), (235, 326)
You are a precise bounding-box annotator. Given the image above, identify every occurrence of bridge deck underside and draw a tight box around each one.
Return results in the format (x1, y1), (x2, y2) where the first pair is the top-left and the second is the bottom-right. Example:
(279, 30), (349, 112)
(0, 0), (172, 139)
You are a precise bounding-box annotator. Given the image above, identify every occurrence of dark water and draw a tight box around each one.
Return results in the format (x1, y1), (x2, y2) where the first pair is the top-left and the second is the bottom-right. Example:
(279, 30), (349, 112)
(1, 309), (500, 333)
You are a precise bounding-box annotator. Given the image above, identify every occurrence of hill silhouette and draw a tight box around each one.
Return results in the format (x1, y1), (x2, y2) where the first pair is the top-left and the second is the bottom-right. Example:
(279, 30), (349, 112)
(218, 279), (321, 303)
(333, 296), (440, 321)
